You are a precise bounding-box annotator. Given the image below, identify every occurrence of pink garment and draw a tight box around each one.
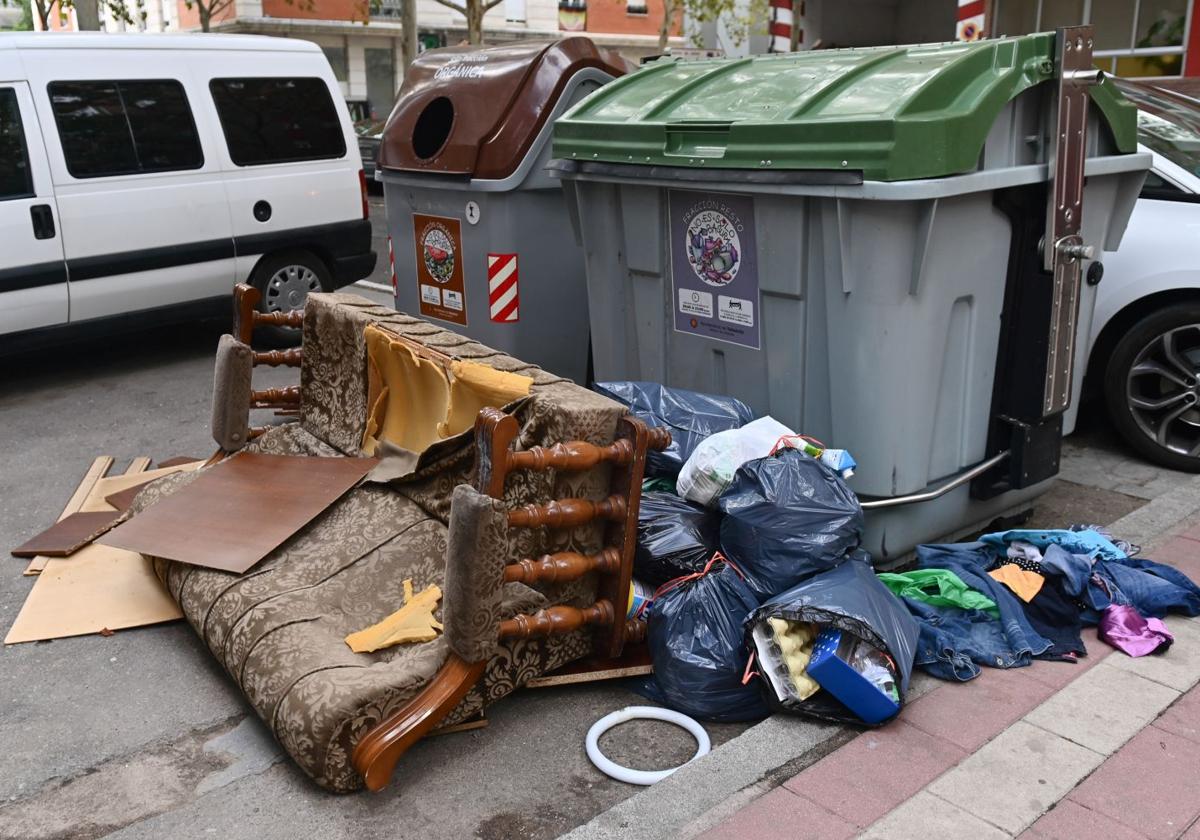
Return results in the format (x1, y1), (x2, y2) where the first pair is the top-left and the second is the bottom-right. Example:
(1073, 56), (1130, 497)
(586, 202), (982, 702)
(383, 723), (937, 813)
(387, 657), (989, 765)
(1098, 604), (1174, 657)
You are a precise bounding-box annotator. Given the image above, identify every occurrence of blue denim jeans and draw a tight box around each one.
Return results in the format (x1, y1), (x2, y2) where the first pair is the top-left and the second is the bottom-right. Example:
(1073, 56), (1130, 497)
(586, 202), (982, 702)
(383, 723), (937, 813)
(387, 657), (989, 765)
(911, 542), (1052, 681)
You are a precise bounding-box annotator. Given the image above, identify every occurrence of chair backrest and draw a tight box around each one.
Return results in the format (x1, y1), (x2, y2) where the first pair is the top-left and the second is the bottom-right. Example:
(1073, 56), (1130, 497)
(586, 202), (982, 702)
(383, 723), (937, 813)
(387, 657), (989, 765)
(473, 407), (671, 660)
(212, 285), (305, 450)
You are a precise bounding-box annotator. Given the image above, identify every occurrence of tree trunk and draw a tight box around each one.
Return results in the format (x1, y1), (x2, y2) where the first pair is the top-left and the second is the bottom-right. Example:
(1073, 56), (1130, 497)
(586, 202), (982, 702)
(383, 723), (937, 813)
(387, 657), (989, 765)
(788, 0), (801, 51)
(74, 0), (101, 29)
(198, 1), (210, 31)
(34, 0), (52, 29)
(466, 0), (482, 44)
(400, 0), (418, 72)
(658, 0), (671, 51)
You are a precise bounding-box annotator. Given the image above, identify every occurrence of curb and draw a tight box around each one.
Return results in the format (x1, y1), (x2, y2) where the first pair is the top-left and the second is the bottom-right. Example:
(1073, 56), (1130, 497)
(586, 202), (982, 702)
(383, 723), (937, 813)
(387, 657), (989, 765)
(558, 471), (1200, 840)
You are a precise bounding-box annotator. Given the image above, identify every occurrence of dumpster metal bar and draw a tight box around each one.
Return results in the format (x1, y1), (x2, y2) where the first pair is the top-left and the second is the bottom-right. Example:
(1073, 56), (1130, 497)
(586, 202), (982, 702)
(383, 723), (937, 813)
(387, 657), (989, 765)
(861, 451), (1011, 510)
(1043, 25), (1104, 417)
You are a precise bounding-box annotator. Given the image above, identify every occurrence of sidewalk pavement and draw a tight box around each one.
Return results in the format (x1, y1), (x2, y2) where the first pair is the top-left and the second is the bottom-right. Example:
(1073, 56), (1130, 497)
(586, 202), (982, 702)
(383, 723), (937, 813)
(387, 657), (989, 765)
(699, 527), (1200, 840)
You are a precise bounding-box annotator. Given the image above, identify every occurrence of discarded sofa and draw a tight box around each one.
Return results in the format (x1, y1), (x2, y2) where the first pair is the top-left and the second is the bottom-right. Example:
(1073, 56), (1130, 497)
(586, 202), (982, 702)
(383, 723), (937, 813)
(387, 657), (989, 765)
(130, 290), (665, 793)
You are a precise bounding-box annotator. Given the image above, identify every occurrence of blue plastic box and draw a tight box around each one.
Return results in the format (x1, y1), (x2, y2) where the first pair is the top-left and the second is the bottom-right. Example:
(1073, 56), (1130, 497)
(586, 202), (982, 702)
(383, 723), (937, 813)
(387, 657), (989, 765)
(806, 629), (900, 724)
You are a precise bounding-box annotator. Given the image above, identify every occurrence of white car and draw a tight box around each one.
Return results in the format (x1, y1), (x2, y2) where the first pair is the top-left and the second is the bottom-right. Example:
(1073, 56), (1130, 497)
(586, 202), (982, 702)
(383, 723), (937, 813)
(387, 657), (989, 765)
(0, 33), (376, 348)
(1075, 79), (1200, 472)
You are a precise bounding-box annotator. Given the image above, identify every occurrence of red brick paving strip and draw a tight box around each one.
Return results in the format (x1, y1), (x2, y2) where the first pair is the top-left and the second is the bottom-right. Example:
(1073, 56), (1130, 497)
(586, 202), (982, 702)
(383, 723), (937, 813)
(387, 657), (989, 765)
(1062, 723), (1200, 838)
(698, 786), (857, 840)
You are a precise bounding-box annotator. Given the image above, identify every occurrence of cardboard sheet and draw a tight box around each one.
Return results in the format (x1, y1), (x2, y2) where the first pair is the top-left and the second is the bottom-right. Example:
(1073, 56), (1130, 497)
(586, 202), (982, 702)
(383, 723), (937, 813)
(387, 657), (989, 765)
(4, 543), (182, 644)
(99, 454), (378, 574)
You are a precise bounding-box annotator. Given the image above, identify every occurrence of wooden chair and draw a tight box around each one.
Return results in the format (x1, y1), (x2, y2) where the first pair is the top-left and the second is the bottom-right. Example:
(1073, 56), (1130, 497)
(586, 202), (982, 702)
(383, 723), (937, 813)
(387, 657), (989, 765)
(212, 285), (304, 449)
(352, 407), (670, 791)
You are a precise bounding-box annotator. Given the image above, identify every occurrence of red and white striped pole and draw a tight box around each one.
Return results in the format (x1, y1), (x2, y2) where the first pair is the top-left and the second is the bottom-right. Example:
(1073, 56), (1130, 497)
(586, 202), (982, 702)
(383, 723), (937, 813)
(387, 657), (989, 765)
(767, 0), (803, 53)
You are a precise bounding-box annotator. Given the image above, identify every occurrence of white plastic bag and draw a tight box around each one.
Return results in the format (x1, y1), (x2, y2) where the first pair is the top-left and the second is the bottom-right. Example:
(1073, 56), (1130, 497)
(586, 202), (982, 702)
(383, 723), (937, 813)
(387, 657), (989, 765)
(677, 416), (795, 507)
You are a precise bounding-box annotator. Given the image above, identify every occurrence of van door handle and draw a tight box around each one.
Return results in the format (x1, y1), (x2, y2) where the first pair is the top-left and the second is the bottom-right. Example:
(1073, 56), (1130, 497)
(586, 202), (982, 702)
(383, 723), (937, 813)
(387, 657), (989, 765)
(30, 204), (56, 240)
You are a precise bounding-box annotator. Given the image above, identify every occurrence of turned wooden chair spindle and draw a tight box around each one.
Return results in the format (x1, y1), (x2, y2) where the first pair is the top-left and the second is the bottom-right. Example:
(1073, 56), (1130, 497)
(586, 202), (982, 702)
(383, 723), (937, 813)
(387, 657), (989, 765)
(231, 284), (304, 436)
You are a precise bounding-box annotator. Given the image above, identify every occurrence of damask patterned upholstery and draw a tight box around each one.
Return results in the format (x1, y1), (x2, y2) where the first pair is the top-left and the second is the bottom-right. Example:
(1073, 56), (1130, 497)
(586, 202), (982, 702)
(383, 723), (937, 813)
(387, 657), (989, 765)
(142, 294), (625, 792)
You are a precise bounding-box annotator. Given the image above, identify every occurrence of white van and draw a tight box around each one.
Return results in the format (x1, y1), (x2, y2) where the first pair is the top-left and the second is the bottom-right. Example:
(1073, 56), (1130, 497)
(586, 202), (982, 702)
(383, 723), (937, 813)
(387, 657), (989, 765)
(0, 33), (376, 347)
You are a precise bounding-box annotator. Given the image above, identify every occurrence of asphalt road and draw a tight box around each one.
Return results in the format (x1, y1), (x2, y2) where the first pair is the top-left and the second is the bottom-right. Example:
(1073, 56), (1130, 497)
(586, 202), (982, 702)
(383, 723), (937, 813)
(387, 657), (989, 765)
(0, 200), (1192, 838)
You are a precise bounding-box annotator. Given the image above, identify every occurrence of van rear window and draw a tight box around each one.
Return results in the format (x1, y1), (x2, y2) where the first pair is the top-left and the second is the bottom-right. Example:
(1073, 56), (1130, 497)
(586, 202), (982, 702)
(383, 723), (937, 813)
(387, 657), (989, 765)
(48, 80), (204, 178)
(209, 78), (346, 166)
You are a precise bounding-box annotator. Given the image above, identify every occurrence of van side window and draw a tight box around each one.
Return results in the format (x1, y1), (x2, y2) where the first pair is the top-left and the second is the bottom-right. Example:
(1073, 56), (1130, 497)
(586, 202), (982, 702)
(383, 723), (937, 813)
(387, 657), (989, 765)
(0, 88), (34, 200)
(48, 80), (204, 178)
(209, 78), (346, 166)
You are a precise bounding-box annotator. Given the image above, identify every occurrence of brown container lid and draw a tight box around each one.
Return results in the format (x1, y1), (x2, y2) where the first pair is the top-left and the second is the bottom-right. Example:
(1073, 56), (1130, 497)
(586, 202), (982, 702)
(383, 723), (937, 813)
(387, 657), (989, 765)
(379, 37), (629, 181)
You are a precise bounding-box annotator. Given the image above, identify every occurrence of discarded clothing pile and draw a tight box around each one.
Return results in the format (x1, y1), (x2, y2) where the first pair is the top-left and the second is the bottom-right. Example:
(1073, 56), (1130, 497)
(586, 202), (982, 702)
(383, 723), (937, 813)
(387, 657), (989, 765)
(899, 526), (1200, 681)
(603, 382), (918, 727)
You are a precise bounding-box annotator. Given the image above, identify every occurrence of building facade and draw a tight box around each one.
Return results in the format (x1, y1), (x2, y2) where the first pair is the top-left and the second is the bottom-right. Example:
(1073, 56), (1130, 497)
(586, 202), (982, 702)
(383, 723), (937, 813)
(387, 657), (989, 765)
(31, 0), (679, 121)
(764, 0), (1199, 79)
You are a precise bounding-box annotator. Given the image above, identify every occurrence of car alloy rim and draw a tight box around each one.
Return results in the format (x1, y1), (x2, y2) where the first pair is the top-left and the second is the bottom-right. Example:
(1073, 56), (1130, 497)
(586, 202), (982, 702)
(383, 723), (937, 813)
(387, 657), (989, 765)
(265, 265), (320, 313)
(1125, 324), (1200, 457)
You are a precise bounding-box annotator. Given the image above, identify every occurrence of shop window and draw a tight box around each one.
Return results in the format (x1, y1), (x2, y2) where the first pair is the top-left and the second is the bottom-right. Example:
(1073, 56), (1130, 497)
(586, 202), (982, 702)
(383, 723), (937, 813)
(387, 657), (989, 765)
(990, 0), (1188, 77)
(322, 46), (349, 83)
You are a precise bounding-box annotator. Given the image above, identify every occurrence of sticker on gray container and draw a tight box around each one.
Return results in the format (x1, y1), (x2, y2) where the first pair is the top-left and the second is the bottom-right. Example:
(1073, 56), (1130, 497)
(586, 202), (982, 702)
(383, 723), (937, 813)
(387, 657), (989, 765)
(670, 190), (760, 350)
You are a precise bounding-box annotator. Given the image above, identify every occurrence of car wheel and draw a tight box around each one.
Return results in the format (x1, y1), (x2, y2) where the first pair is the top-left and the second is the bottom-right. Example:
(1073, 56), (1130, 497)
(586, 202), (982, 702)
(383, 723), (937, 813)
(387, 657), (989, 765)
(1104, 302), (1200, 473)
(250, 250), (331, 345)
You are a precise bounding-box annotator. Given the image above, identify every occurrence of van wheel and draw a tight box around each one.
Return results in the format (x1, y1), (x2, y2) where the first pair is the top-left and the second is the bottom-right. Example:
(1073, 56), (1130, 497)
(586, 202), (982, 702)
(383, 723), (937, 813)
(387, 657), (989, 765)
(1104, 302), (1200, 473)
(250, 251), (331, 345)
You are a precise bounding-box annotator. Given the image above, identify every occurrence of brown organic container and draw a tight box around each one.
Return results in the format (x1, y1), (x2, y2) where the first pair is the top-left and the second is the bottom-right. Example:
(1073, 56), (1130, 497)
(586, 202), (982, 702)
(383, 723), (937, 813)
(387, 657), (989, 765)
(379, 37), (630, 181)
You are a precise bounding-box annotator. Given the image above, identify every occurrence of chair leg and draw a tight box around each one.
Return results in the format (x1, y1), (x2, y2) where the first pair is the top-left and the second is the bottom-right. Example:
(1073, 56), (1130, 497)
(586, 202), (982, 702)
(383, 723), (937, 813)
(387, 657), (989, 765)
(351, 654), (487, 792)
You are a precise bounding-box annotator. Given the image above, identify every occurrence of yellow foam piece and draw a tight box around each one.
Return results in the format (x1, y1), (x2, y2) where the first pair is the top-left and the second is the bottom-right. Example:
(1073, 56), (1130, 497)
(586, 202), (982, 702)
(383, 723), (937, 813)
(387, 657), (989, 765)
(440, 359), (532, 439)
(361, 325), (533, 456)
(345, 579), (443, 653)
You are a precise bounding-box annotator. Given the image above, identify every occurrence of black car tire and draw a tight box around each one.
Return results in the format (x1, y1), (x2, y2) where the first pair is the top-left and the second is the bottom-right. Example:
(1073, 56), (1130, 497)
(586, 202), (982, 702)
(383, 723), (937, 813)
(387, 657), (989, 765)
(249, 250), (332, 346)
(1104, 302), (1200, 473)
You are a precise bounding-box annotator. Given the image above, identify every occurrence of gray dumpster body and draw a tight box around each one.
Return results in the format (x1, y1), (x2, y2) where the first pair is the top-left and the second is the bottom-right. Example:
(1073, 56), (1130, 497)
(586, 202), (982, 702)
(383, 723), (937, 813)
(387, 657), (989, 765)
(552, 32), (1150, 560)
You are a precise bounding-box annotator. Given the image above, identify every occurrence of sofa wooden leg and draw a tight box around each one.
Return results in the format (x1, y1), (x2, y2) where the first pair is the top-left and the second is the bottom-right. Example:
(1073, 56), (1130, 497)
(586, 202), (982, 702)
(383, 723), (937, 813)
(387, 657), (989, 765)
(352, 653), (487, 792)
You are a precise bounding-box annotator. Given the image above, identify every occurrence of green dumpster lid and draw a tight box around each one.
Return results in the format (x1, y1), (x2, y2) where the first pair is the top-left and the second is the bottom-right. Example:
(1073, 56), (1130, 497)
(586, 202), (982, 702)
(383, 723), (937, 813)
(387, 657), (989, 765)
(551, 33), (1137, 182)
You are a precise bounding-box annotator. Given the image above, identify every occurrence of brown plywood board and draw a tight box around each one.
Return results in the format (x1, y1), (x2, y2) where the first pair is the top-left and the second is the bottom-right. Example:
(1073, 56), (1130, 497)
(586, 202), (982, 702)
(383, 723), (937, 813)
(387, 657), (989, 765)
(21, 456), (114, 576)
(11, 511), (123, 558)
(99, 454), (378, 574)
(24, 461), (202, 575)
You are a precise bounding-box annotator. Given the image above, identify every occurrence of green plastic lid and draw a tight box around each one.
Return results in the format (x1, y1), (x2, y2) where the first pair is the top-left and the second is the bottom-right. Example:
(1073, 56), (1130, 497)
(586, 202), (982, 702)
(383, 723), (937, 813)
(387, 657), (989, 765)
(552, 33), (1136, 181)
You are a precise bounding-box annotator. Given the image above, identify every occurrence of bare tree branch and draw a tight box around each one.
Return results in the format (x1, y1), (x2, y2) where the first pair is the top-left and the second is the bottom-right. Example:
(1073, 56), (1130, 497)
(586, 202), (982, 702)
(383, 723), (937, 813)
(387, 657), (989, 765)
(427, 0), (466, 13)
(482, 0), (506, 12)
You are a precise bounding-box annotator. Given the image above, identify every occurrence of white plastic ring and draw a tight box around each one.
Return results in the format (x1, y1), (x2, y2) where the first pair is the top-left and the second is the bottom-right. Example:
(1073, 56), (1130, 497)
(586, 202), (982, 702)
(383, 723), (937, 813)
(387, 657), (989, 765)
(585, 705), (711, 786)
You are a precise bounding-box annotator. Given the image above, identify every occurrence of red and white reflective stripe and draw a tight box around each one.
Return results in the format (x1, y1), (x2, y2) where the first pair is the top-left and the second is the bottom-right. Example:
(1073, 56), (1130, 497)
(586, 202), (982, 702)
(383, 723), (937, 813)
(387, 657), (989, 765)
(956, 0), (985, 40)
(487, 253), (519, 322)
(767, 0), (802, 53)
(387, 235), (398, 294)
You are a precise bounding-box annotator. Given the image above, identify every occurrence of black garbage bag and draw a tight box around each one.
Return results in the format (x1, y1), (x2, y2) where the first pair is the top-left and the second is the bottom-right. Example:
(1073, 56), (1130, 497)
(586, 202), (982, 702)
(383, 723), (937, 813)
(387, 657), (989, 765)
(744, 557), (919, 725)
(635, 491), (721, 586)
(592, 381), (755, 479)
(647, 558), (770, 722)
(719, 448), (864, 601)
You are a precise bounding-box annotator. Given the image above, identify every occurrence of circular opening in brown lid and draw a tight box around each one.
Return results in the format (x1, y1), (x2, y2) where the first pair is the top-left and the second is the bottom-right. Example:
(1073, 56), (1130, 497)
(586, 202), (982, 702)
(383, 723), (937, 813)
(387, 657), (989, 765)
(413, 96), (455, 160)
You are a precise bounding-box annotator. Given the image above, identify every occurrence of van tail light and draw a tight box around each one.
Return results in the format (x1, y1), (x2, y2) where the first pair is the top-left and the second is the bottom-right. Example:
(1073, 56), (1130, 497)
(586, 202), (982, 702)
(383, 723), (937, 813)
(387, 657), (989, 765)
(387, 236), (397, 295)
(359, 169), (369, 219)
